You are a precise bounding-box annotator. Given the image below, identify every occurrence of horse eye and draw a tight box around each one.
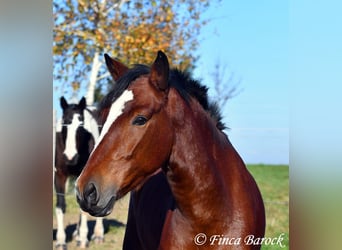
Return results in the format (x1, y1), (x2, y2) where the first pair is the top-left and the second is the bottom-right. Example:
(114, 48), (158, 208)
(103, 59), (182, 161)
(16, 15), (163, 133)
(132, 116), (148, 126)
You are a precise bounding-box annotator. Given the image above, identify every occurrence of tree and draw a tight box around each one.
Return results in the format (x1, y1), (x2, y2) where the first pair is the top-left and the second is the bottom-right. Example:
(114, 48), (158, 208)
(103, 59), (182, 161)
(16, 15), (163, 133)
(53, 0), (220, 105)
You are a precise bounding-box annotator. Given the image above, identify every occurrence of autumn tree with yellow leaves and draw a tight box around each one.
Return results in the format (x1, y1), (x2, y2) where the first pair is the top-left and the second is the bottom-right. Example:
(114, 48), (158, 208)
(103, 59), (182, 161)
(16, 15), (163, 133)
(53, 0), (220, 105)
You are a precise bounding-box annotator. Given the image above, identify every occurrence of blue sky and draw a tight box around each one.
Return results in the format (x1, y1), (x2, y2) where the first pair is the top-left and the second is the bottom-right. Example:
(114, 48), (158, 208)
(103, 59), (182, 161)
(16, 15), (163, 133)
(193, 0), (289, 164)
(54, 0), (289, 165)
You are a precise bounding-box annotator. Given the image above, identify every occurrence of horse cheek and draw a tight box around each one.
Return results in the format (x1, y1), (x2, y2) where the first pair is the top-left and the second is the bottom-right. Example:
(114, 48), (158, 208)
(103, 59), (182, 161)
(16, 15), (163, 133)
(147, 117), (173, 168)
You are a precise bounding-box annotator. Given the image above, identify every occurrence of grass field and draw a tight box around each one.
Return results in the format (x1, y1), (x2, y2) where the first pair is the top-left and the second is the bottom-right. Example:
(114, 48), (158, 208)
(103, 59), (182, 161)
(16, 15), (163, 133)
(53, 164), (288, 249)
(247, 164), (289, 249)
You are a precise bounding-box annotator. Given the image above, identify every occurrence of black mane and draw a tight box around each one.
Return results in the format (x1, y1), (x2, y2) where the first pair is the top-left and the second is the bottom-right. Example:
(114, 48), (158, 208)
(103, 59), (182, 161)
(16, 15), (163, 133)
(99, 65), (226, 130)
(169, 69), (226, 130)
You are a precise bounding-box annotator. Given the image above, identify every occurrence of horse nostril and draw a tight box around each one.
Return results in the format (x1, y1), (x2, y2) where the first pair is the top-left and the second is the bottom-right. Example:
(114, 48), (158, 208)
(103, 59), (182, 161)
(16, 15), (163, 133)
(73, 153), (79, 163)
(63, 153), (79, 165)
(84, 183), (98, 206)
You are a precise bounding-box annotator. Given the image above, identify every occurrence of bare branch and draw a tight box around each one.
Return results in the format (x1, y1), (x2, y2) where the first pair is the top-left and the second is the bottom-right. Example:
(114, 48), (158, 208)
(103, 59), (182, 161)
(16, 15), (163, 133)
(210, 59), (242, 109)
(96, 72), (110, 81)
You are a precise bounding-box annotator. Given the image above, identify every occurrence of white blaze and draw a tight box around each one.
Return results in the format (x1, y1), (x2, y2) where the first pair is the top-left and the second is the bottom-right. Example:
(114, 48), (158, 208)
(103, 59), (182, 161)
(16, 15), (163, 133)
(92, 90), (134, 153)
(63, 114), (82, 160)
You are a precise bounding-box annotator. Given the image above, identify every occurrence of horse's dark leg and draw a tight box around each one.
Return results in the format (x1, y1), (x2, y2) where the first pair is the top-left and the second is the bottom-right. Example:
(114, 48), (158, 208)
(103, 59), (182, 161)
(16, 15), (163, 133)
(54, 170), (67, 250)
(123, 193), (143, 250)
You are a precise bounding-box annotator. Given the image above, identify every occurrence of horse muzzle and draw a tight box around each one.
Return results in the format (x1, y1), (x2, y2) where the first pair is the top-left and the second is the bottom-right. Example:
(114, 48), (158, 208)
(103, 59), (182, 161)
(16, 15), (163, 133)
(75, 182), (116, 217)
(63, 153), (79, 166)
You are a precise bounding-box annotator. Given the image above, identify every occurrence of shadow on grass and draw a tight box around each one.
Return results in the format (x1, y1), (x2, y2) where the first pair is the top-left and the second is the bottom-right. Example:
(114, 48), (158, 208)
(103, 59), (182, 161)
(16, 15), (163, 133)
(53, 218), (126, 242)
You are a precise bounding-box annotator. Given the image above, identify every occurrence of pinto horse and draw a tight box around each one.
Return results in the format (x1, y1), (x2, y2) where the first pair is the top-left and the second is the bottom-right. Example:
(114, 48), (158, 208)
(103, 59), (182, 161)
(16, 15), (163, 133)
(54, 97), (104, 249)
(76, 51), (265, 249)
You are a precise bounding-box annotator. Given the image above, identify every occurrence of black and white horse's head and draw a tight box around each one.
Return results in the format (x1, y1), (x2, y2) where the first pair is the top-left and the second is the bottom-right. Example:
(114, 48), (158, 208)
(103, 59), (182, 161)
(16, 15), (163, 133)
(58, 96), (98, 166)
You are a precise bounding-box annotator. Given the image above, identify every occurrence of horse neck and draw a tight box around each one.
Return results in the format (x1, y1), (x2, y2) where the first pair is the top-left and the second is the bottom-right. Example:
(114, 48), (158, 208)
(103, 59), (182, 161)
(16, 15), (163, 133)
(166, 91), (246, 226)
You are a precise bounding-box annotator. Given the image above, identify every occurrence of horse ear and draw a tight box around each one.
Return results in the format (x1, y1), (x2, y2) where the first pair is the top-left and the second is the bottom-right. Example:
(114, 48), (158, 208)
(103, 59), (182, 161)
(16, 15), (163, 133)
(104, 53), (129, 81)
(60, 97), (68, 110)
(149, 51), (169, 91)
(79, 97), (86, 109)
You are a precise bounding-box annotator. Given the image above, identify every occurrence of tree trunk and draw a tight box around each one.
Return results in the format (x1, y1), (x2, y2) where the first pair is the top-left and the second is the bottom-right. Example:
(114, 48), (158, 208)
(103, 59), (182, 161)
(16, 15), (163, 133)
(86, 51), (102, 106)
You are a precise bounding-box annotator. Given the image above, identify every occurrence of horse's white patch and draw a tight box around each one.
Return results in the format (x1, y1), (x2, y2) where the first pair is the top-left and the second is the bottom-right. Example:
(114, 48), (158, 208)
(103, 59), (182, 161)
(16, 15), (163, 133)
(78, 210), (89, 247)
(63, 114), (82, 160)
(55, 207), (66, 244)
(83, 107), (100, 143)
(92, 90), (134, 153)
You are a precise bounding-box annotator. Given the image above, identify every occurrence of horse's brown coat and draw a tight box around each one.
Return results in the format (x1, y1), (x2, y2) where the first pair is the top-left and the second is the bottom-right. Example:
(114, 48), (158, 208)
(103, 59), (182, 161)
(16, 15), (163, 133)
(76, 51), (265, 249)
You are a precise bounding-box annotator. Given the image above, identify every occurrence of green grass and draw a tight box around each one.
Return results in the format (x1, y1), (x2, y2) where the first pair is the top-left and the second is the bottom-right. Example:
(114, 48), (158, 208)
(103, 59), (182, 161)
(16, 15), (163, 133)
(247, 164), (289, 249)
(53, 165), (289, 249)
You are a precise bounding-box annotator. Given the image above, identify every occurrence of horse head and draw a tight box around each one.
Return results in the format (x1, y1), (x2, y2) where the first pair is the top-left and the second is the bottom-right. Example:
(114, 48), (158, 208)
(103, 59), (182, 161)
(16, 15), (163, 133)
(76, 52), (174, 216)
(60, 96), (86, 166)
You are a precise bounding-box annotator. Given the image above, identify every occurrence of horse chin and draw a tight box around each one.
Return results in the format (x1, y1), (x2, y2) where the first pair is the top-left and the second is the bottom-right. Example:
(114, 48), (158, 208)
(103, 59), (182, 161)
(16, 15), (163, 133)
(80, 196), (116, 217)
(129, 168), (163, 192)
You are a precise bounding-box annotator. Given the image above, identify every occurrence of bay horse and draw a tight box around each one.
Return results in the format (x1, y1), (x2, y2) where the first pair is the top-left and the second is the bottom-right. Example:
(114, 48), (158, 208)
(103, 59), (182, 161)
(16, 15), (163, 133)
(76, 51), (265, 249)
(54, 97), (104, 249)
